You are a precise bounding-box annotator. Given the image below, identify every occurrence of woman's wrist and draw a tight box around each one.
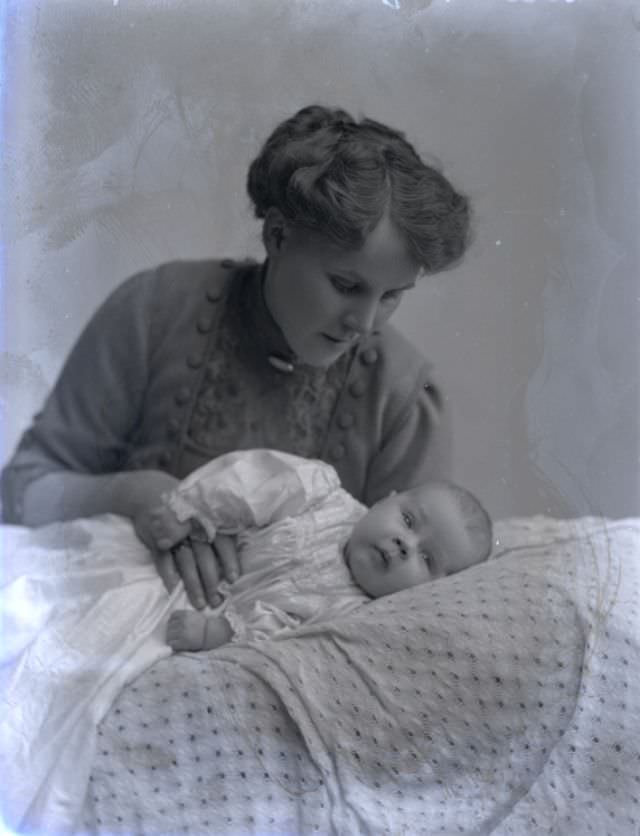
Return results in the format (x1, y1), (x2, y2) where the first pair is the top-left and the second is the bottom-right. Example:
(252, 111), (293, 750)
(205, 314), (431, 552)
(111, 469), (179, 519)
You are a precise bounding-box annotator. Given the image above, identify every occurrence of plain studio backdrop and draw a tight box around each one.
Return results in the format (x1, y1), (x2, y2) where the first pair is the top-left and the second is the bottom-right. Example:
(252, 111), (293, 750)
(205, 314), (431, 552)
(1, 0), (638, 521)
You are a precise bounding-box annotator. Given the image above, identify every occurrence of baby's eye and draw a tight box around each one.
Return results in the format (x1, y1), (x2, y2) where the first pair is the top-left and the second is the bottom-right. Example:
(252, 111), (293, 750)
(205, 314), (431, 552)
(402, 512), (414, 529)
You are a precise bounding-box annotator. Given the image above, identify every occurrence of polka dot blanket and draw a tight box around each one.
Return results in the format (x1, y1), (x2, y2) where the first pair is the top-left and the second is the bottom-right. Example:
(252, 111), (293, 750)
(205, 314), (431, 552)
(78, 516), (639, 836)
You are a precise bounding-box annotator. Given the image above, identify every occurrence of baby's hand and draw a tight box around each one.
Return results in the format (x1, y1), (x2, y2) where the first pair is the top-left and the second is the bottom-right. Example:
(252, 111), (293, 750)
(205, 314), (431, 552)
(134, 501), (192, 552)
(167, 610), (207, 651)
(167, 610), (232, 652)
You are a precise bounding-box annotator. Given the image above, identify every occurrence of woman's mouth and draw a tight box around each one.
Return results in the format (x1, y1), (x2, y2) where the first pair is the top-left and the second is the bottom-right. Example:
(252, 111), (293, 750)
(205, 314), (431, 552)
(322, 333), (358, 345)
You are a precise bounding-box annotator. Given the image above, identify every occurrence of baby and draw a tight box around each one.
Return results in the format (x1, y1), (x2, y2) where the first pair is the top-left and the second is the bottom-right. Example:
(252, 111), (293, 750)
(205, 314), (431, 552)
(144, 450), (492, 652)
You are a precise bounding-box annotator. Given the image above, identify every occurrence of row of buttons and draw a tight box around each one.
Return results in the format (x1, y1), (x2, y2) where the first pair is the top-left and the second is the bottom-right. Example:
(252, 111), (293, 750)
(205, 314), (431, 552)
(181, 262), (232, 377)
(186, 258), (251, 450)
(161, 273), (226, 461)
(328, 345), (379, 461)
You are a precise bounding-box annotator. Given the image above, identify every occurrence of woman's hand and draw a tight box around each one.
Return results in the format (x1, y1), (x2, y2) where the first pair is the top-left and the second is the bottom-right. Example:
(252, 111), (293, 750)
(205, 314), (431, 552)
(164, 534), (239, 610)
(130, 474), (241, 609)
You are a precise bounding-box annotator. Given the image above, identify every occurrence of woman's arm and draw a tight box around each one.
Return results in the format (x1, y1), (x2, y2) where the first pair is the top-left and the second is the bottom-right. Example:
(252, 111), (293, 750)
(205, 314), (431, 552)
(22, 466), (239, 610)
(1, 270), (159, 525)
(2, 266), (243, 607)
(20, 468), (179, 527)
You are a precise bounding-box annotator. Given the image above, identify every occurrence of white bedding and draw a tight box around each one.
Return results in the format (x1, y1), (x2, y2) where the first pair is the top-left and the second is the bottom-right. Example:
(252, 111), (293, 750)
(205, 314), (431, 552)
(2, 515), (639, 835)
(0, 516), (185, 833)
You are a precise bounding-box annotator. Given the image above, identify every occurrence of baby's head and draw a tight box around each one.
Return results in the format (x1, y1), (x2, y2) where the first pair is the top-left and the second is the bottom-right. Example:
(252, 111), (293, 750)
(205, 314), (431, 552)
(344, 481), (492, 598)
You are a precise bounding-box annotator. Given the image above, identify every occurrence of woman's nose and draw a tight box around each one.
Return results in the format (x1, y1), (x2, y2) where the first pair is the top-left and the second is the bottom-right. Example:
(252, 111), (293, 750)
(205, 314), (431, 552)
(343, 302), (378, 335)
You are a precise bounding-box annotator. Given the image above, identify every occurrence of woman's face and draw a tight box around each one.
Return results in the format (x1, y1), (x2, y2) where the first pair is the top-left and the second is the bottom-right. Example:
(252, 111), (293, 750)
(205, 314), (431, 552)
(263, 212), (421, 367)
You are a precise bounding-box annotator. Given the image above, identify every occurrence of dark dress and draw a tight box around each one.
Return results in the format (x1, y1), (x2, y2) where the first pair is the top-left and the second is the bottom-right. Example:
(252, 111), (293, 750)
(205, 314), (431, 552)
(1, 259), (450, 521)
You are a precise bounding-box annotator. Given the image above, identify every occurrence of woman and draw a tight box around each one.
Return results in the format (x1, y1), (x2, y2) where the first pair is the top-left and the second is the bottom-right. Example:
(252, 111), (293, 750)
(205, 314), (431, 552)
(1, 104), (471, 609)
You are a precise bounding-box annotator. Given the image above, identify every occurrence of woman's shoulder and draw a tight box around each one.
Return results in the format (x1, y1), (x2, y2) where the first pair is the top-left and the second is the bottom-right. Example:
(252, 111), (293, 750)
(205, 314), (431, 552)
(348, 323), (444, 438)
(108, 259), (243, 342)
(128, 258), (238, 304)
(364, 324), (434, 395)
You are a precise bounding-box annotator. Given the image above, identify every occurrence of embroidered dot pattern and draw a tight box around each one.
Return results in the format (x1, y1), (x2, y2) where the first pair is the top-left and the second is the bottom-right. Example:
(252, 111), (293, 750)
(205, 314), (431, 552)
(83, 517), (640, 834)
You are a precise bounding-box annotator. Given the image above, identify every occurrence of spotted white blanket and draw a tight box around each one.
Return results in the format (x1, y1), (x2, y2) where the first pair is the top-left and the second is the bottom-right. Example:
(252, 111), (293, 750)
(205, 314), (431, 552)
(76, 516), (639, 836)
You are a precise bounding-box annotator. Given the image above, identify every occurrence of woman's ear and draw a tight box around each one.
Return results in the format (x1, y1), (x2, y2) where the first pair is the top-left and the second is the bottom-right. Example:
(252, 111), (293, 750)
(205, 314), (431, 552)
(262, 208), (291, 256)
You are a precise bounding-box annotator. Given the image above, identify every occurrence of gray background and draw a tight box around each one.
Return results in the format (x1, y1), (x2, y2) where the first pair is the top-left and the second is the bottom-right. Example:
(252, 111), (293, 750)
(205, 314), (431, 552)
(2, 0), (639, 520)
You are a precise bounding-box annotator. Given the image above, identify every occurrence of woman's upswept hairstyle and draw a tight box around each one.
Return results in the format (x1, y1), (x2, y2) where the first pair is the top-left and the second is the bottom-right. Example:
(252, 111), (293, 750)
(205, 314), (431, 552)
(247, 104), (471, 273)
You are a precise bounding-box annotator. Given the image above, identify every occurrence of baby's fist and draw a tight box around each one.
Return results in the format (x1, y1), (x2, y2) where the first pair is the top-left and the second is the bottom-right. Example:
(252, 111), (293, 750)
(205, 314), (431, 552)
(167, 610), (207, 651)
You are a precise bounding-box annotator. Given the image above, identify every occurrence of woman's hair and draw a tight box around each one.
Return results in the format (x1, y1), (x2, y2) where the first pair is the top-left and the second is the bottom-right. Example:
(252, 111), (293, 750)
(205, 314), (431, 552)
(247, 104), (471, 273)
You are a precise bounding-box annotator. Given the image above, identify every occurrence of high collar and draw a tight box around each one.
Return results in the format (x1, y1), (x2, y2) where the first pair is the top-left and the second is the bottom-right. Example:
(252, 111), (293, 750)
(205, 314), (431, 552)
(231, 260), (297, 369)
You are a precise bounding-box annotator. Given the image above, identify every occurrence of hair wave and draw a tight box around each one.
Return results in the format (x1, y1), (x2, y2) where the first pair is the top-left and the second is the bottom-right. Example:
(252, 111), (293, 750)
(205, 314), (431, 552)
(247, 105), (471, 273)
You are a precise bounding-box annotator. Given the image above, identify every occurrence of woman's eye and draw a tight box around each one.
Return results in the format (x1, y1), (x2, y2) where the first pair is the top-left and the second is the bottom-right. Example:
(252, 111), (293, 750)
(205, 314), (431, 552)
(382, 290), (402, 303)
(402, 512), (414, 529)
(330, 275), (358, 295)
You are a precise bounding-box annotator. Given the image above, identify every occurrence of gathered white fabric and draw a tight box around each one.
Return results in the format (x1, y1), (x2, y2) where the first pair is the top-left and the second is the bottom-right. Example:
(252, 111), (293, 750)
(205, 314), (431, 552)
(222, 481), (368, 642)
(0, 516), (180, 834)
(167, 448), (348, 541)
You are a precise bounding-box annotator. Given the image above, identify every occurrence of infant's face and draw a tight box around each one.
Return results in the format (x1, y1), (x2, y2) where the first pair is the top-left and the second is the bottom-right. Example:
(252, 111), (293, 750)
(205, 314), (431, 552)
(344, 484), (477, 598)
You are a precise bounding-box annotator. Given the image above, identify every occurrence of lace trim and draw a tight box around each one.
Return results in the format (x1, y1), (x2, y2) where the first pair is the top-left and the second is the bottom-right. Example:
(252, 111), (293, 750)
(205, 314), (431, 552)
(222, 602), (247, 643)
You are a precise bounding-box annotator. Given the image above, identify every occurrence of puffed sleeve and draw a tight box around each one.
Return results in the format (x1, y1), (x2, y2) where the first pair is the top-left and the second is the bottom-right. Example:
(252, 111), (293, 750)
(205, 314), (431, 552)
(166, 449), (341, 541)
(363, 378), (451, 506)
(0, 270), (160, 523)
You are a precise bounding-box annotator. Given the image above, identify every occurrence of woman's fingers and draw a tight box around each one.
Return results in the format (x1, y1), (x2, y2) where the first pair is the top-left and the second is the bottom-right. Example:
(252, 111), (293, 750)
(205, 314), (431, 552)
(155, 549), (181, 593)
(172, 542), (207, 609)
(191, 540), (223, 608)
(214, 533), (240, 583)
(156, 534), (239, 610)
